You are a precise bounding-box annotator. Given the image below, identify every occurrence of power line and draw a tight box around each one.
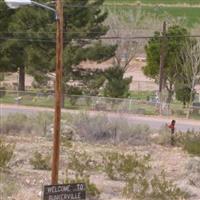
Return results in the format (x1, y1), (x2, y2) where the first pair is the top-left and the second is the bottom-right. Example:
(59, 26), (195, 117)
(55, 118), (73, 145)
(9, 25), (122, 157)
(0, 35), (200, 43)
(0, 36), (55, 42)
(1, 35), (200, 41)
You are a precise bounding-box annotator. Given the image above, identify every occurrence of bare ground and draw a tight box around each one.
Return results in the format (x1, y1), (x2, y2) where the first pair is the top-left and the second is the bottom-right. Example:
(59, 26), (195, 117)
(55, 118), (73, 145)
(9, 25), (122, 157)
(1, 134), (200, 200)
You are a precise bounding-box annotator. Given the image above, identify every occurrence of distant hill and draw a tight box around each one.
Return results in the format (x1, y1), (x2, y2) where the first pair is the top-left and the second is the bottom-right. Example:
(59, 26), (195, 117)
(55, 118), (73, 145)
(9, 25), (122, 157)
(105, 0), (200, 5)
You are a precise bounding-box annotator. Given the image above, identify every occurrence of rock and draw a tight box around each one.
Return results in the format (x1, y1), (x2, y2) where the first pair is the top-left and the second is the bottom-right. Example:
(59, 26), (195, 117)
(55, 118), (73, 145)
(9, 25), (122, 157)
(25, 179), (31, 185)
(46, 120), (80, 141)
(38, 191), (42, 197)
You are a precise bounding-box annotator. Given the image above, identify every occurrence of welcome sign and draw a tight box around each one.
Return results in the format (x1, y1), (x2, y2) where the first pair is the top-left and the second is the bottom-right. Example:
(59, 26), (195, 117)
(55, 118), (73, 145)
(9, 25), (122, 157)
(43, 183), (86, 200)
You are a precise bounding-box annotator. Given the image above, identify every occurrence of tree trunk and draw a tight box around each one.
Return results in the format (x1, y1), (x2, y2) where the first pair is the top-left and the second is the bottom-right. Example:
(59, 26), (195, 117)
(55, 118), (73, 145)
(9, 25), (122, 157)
(166, 90), (173, 104)
(61, 83), (65, 108)
(18, 66), (25, 91)
(187, 83), (195, 119)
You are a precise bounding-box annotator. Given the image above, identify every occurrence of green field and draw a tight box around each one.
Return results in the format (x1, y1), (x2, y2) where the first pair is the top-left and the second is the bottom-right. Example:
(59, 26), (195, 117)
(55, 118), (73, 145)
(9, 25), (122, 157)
(105, 4), (200, 27)
(106, 0), (200, 5)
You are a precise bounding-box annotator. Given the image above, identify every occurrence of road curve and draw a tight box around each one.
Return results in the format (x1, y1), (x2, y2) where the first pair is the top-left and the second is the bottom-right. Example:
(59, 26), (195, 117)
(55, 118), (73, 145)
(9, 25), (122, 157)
(1, 104), (200, 132)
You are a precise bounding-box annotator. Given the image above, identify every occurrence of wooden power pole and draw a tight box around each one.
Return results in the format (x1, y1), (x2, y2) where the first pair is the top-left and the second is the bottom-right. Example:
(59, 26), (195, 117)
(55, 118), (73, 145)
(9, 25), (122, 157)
(159, 21), (167, 115)
(51, 0), (63, 184)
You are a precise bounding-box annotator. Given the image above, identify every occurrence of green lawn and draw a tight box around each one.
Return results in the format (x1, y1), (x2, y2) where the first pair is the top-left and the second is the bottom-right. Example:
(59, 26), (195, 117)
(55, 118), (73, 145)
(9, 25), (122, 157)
(1, 92), (199, 119)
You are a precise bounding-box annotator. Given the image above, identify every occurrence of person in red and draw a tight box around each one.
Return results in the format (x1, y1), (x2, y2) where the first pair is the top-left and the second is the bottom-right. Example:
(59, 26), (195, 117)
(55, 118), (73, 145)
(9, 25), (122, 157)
(168, 120), (176, 145)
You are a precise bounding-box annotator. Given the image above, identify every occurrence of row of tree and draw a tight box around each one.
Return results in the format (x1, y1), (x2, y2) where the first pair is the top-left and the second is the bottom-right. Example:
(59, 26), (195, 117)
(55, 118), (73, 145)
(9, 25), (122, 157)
(144, 25), (200, 117)
(0, 0), (132, 98)
(1, 0), (200, 116)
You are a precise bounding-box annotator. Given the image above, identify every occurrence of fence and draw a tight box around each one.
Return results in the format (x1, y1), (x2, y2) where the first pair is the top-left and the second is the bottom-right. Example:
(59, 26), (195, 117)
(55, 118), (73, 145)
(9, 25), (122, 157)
(0, 90), (200, 119)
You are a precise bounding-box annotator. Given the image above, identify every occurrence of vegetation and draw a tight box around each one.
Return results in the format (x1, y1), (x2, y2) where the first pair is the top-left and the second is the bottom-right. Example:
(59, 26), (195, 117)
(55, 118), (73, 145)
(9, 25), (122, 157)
(66, 151), (100, 199)
(144, 25), (194, 104)
(0, 172), (17, 199)
(101, 150), (186, 199)
(156, 128), (200, 156)
(124, 171), (187, 200)
(0, 113), (53, 136)
(105, 4), (200, 28)
(106, 0), (200, 4)
(177, 131), (200, 156)
(175, 85), (193, 108)
(104, 65), (132, 98)
(0, 0), (116, 93)
(102, 151), (150, 180)
(29, 151), (51, 170)
(0, 139), (14, 169)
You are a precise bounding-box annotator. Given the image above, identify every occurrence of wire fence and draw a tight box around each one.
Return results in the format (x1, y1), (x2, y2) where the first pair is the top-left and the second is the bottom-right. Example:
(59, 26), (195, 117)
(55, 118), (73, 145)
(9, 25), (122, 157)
(1, 90), (200, 119)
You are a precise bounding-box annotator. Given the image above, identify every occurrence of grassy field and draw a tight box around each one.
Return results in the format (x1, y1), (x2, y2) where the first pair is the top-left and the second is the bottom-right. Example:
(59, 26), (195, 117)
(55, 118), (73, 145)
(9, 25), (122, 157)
(105, 4), (200, 27)
(106, 0), (200, 5)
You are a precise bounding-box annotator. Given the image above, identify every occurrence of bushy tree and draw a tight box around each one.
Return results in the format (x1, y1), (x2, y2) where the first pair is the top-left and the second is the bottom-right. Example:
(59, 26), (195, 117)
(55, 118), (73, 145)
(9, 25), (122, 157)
(0, 0), (54, 90)
(175, 85), (193, 108)
(0, 0), (116, 93)
(104, 65), (132, 98)
(144, 25), (192, 103)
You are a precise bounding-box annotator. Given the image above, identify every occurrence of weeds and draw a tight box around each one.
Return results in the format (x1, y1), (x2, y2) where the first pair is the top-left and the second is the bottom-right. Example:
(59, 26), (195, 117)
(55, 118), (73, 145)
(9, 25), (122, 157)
(71, 112), (151, 145)
(185, 157), (200, 187)
(0, 172), (17, 199)
(29, 151), (51, 170)
(0, 139), (14, 168)
(0, 113), (53, 136)
(175, 130), (200, 156)
(124, 171), (187, 200)
(101, 150), (186, 199)
(66, 151), (100, 199)
(102, 151), (150, 180)
(65, 177), (100, 200)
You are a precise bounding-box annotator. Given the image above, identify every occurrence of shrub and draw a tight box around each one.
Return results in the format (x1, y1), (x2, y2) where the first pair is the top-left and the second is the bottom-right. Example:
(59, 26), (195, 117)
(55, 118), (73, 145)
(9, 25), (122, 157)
(65, 177), (100, 200)
(123, 171), (187, 200)
(0, 172), (17, 199)
(0, 114), (33, 134)
(149, 172), (187, 199)
(101, 150), (186, 199)
(71, 112), (111, 142)
(0, 139), (14, 168)
(71, 112), (151, 145)
(66, 151), (100, 199)
(32, 112), (54, 136)
(30, 151), (51, 170)
(62, 137), (73, 148)
(68, 151), (98, 178)
(102, 151), (150, 181)
(185, 157), (200, 187)
(0, 112), (53, 136)
(177, 130), (200, 156)
(156, 125), (171, 145)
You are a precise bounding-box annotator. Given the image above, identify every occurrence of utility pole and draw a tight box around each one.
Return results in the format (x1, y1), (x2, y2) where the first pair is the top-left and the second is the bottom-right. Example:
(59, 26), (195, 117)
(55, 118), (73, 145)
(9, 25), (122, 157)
(159, 21), (167, 115)
(51, 0), (63, 184)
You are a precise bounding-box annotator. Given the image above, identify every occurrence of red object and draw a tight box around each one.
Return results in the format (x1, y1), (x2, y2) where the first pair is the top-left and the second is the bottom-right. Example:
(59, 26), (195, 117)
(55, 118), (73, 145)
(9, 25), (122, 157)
(168, 124), (175, 129)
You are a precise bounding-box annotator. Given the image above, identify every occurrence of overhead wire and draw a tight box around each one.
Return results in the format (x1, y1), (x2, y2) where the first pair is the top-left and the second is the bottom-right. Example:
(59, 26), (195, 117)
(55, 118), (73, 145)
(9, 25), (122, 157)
(0, 1), (200, 41)
(1, 34), (200, 42)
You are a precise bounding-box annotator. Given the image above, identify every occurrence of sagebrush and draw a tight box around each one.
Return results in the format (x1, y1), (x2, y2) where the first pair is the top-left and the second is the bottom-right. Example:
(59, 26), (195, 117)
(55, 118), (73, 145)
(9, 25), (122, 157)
(0, 139), (14, 168)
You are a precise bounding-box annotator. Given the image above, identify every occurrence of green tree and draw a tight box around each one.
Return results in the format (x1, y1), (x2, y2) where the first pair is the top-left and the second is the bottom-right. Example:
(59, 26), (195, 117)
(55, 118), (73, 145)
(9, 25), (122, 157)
(0, 1), (54, 90)
(61, 0), (116, 99)
(175, 84), (193, 108)
(0, 0), (115, 94)
(104, 65), (132, 98)
(144, 25), (192, 103)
